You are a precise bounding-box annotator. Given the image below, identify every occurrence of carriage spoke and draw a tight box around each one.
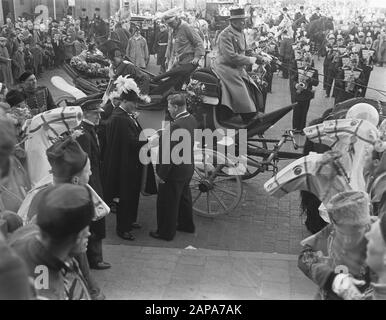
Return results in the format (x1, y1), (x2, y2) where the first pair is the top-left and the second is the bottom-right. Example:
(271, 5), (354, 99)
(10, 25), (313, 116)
(193, 191), (203, 205)
(194, 168), (206, 179)
(191, 176), (202, 183)
(214, 176), (238, 183)
(210, 190), (227, 210)
(206, 192), (211, 215)
(213, 185), (237, 197)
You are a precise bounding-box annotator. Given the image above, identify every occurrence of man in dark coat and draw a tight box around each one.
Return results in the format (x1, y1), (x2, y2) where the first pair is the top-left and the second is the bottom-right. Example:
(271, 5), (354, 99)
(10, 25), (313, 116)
(90, 8), (108, 45)
(110, 22), (131, 54)
(334, 53), (365, 104)
(152, 23), (169, 74)
(109, 48), (150, 94)
(279, 30), (294, 79)
(291, 53), (319, 131)
(102, 91), (153, 241)
(79, 8), (90, 37)
(76, 99), (111, 270)
(358, 37), (376, 96)
(19, 71), (56, 116)
(309, 7), (322, 23)
(294, 6), (307, 23)
(150, 94), (197, 241)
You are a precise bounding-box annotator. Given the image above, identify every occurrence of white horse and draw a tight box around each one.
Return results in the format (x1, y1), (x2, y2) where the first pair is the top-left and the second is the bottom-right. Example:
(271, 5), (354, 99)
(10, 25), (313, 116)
(264, 151), (352, 204)
(24, 106), (83, 187)
(304, 118), (382, 192)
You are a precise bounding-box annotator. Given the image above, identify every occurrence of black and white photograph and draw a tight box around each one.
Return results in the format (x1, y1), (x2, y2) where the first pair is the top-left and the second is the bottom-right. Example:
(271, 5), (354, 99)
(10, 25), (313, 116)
(1, 0), (386, 305)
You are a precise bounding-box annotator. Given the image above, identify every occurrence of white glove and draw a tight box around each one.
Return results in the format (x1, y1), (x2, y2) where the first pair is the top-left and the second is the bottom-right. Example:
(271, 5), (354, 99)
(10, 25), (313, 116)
(332, 273), (365, 300)
(108, 66), (115, 79)
(251, 63), (259, 72)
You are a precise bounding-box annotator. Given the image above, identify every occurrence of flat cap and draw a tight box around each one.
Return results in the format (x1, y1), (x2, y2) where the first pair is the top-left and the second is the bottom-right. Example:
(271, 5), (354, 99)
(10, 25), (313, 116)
(80, 99), (104, 112)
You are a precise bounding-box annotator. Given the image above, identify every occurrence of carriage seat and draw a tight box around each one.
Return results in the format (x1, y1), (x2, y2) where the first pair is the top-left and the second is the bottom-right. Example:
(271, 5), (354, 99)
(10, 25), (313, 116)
(218, 114), (248, 129)
(190, 68), (221, 99)
(136, 94), (165, 111)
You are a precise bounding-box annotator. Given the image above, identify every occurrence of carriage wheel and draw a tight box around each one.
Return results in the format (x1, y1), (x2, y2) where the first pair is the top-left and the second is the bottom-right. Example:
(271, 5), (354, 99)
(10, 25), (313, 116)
(55, 95), (77, 108)
(241, 135), (268, 181)
(191, 148), (243, 218)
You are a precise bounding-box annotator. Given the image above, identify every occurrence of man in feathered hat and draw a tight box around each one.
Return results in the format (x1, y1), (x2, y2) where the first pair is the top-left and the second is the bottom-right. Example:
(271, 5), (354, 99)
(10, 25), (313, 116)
(102, 76), (156, 241)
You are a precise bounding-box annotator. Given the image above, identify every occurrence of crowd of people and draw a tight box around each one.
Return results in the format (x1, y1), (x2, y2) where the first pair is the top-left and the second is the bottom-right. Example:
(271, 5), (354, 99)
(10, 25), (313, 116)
(1, 1), (386, 300)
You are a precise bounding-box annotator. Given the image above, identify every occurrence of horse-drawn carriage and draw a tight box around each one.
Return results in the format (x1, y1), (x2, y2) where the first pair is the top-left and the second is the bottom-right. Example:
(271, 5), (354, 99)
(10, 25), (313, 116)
(53, 57), (305, 218)
(54, 47), (386, 220)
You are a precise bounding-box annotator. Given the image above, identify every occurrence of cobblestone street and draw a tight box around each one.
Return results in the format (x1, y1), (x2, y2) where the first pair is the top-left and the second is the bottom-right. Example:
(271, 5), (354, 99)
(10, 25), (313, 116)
(39, 56), (386, 299)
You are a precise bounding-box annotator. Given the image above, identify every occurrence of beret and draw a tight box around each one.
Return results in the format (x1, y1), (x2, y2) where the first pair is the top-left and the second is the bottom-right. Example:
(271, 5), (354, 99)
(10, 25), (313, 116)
(36, 184), (94, 239)
(18, 71), (33, 83)
(46, 135), (88, 179)
(6, 89), (25, 107)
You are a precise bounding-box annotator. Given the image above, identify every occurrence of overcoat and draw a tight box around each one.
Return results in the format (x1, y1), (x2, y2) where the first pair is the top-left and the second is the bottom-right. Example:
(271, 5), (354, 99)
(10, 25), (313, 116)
(76, 121), (105, 239)
(126, 36), (149, 69)
(212, 25), (263, 114)
(0, 45), (13, 86)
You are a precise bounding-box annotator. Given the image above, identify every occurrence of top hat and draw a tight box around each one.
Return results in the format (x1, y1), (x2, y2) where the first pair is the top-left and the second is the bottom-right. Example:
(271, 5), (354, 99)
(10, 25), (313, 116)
(228, 8), (247, 20)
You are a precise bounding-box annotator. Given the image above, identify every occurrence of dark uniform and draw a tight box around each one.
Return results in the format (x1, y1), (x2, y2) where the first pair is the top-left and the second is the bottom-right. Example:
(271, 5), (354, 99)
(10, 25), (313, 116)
(102, 107), (152, 239)
(22, 86), (56, 116)
(79, 11), (90, 37)
(359, 44), (376, 97)
(75, 100), (107, 268)
(90, 9), (108, 45)
(291, 63), (319, 130)
(334, 64), (365, 104)
(288, 43), (303, 104)
(154, 111), (198, 241)
(152, 27), (169, 74)
(323, 44), (339, 97)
